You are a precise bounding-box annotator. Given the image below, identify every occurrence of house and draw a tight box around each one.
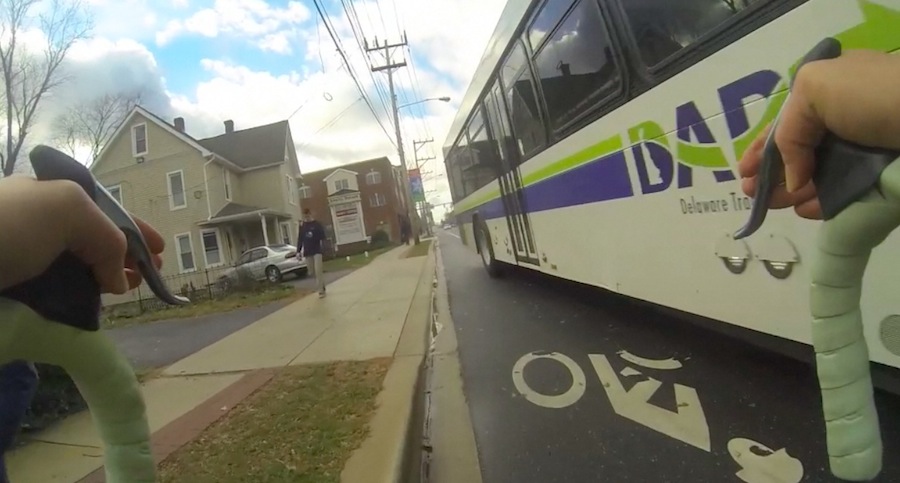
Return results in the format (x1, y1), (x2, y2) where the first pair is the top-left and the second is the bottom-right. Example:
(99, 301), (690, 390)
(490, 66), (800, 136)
(90, 106), (304, 306)
(299, 156), (413, 254)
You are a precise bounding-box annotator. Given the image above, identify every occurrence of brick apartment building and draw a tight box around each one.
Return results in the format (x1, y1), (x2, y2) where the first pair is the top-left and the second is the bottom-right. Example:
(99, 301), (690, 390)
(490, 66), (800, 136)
(298, 156), (412, 255)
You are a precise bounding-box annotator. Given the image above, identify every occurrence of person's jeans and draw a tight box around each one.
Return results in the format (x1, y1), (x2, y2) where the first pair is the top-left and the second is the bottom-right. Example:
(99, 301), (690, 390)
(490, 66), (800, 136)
(0, 361), (38, 483)
(311, 253), (325, 295)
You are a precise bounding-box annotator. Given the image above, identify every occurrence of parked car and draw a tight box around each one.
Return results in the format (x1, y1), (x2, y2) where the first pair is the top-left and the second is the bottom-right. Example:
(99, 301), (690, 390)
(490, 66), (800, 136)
(218, 244), (308, 288)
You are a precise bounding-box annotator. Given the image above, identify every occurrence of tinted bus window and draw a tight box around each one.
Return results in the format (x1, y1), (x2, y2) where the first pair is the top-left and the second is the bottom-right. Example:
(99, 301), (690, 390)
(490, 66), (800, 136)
(527, 0), (576, 53)
(499, 40), (547, 159)
(532, 0), (620, 136)
(622, 0), (762, 67)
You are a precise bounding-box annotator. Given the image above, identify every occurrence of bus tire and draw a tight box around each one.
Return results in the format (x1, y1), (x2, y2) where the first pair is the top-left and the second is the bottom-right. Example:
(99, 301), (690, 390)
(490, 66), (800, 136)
(476, 221), (504, 278)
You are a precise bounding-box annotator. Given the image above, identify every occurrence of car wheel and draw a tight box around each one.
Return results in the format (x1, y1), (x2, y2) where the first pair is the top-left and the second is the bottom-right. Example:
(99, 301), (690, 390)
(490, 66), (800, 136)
(266, 265), (282, 283)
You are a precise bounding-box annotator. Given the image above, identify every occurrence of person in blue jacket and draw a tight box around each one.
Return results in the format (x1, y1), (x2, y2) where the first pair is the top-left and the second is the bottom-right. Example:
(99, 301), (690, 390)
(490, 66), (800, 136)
(297, 208), (327, 298)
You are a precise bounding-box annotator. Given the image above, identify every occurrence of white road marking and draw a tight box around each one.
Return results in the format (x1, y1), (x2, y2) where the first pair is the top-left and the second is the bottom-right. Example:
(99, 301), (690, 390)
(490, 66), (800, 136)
(728, 438), (804, 483)
(512, 351), (586, 409)
(445, 231), (460, 239)
(590, 354), (711, 452)
(618, 350), (683, 370)
(620, 367), (643, 377)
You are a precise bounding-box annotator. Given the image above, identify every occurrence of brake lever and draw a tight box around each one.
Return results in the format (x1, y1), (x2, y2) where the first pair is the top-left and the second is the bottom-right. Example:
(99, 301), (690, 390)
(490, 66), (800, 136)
(733, 38), (900, 481)
(0, 145), (188, 332)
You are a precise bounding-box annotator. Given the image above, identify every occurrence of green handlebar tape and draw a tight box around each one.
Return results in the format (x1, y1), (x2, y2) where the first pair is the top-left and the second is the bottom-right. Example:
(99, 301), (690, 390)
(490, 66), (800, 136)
(0, 298), (155, 483)
(810, 159), (900, 481)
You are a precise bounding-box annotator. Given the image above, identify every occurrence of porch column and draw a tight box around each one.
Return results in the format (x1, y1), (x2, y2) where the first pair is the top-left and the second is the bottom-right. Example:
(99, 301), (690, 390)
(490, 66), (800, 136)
(260, 214), (270, 245)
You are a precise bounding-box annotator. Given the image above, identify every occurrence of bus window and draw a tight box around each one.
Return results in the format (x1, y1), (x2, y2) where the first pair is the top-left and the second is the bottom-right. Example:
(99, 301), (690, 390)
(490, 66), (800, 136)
(445, 150), (466, 203)
(464, 107), (502, 197)
(457, 108), (496, 197)
(499, 40), (547, 160)
(485, 81), (515, 170)
(531, 0), (620, 136)
(527, 0), (576, 54)
(621, 0), (762, 68)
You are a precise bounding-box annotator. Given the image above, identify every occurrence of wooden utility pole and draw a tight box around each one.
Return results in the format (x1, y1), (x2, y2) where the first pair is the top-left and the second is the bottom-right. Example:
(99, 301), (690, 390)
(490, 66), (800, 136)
(366, 34), (422, 244)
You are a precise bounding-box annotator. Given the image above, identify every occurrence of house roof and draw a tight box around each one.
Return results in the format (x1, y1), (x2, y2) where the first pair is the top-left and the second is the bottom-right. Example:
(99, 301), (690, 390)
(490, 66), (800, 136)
(330, 188), (358, 196)
(214, 202), (267, 218)
(199, 202), (291, 226)
(197, 120), (289, 169)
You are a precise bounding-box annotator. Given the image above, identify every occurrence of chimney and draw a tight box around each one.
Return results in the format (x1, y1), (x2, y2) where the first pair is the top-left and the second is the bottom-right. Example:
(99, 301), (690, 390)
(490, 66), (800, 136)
(224, 120), (234, 134)
(174, 117), (185, 132)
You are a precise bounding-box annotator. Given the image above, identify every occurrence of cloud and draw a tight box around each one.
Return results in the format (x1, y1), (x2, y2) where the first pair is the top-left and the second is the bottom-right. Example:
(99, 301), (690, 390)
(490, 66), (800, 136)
(155, 0), (311, 53)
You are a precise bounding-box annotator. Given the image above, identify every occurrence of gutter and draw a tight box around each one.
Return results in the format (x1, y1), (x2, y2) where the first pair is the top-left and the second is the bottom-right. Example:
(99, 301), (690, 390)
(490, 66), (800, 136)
(203, 154), (214, 220)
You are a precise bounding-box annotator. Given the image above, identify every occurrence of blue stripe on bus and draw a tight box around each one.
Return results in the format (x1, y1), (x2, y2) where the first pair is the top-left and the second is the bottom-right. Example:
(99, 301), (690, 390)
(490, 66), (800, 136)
(460, 150), (635, 221)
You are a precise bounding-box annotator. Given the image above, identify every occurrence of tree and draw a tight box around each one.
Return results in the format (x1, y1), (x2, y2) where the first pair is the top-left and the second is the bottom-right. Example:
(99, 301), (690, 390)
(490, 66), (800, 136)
(53, 90), (144, 165)
(0, 0), (92, 176)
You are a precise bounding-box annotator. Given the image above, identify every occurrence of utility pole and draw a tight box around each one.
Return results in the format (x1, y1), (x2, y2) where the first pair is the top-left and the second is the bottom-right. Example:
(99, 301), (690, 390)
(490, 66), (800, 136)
(413, 138), (435, 236)
(366, 34), (422, 244)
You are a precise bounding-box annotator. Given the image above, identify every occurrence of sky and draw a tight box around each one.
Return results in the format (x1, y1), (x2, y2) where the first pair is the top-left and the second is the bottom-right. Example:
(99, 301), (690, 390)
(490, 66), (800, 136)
(16, 0), (510, 221)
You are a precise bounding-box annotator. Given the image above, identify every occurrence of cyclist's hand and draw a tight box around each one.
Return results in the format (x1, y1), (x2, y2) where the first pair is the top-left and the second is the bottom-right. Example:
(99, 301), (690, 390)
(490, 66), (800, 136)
(739, 124), (822, 219)
(0, 175), (164, 294)
(739, 49), (900, 220)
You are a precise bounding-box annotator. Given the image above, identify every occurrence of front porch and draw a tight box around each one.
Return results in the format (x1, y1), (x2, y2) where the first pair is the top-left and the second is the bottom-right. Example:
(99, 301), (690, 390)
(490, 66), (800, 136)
(199, 202), (298, 263)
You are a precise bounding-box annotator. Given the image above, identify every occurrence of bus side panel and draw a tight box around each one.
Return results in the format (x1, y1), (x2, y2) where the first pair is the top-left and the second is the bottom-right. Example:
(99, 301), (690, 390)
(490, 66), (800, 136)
(508, 0), (900, 369)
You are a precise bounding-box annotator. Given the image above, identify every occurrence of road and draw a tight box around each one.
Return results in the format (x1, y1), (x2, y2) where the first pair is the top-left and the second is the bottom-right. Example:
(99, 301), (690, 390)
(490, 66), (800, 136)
(437, 230), (900, 483)
(108, 269), (353, 370)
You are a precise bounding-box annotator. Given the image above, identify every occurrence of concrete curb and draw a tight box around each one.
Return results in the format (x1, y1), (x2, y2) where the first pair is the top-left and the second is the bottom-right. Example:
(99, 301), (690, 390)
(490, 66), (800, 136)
(340, 239), (436, 483)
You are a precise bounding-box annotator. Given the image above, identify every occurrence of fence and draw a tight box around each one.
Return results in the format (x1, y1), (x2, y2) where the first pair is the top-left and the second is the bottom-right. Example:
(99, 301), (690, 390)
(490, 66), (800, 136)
(103, 262), (291, 316)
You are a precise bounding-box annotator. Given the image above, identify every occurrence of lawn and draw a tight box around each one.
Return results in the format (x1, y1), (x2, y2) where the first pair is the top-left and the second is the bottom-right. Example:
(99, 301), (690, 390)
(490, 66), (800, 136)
(322, 245), (394, 272)
(156, 359), (391, 483)
(102, 285), (310, 330)
(403, 239), (432, 258)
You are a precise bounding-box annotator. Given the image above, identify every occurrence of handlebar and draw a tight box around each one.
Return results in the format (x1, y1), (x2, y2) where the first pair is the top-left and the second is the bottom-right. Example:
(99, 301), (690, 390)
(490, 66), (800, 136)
(0, 145), (192, 482)
(734, 38), (900, 481)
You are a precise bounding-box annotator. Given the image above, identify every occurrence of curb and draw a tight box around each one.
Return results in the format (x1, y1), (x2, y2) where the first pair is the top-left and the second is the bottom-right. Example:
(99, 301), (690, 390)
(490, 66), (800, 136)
(340, 239), (437, 483)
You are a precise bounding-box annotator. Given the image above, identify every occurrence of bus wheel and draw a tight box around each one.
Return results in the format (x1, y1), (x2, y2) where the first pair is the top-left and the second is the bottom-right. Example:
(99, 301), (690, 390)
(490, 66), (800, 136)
(476, 222), (503, 278)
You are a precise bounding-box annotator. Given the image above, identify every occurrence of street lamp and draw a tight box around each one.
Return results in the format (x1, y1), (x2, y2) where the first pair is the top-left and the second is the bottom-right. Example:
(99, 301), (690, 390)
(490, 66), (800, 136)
(391, 95), (451, 244)
(398, 96), (451, 110)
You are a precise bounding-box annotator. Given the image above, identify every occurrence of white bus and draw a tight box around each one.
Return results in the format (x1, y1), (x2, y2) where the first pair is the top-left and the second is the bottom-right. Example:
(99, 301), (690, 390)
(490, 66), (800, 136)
(442, 0), (900, 388)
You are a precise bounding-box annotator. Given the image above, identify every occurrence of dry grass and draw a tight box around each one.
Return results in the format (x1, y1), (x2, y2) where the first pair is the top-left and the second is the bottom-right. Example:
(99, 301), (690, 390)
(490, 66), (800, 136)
(157, 358), (392, 483)
(322, 245), (394, 272)
(102, 285), (310, 329)
(404, 239), (432, 258)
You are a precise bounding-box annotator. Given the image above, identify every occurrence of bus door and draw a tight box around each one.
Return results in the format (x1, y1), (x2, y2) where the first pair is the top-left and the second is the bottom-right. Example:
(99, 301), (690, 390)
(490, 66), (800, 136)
(484, 83), (540, 266)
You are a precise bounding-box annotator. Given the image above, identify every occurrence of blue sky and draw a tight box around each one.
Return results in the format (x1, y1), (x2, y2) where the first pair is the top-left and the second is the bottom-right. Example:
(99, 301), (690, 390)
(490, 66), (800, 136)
(56, 0), (508, 215)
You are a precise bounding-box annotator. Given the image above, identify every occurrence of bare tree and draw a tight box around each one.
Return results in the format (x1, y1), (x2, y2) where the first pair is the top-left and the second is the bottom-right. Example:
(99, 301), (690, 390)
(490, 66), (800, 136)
(0, 0), (92, 176)
(53, 90), (143, 164)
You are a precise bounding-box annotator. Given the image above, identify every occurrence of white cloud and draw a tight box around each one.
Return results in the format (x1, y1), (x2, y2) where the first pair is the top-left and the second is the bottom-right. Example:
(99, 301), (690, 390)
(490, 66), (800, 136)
(155, 0), (310, 53)
(84, 0), (163, 42)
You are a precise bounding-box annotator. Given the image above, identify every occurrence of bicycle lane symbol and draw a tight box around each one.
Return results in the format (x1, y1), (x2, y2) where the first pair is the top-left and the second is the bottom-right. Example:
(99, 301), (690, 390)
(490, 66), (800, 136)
(511, 350), (805, 483)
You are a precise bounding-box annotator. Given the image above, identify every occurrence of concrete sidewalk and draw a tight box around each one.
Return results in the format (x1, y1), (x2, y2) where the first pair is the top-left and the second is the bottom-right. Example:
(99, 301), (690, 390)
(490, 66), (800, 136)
(6, 241), (435, 483)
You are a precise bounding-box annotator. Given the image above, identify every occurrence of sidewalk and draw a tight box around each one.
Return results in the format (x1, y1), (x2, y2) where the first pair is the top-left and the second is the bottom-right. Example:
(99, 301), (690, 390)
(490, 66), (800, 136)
(6, 241), (435, 483)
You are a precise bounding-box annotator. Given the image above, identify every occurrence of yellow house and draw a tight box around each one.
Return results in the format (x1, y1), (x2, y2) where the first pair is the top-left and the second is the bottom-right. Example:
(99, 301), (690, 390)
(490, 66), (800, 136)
(91, 106), (304, 306)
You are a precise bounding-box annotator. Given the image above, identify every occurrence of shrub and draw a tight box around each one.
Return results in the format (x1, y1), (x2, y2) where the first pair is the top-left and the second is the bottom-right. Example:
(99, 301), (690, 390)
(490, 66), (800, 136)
(370, 229), (390, 249)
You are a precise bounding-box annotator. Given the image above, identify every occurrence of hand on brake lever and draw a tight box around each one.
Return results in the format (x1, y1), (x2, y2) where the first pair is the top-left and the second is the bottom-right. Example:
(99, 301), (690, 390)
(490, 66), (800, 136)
(738, 49), (900, 221)
(0, 175), (164, 294)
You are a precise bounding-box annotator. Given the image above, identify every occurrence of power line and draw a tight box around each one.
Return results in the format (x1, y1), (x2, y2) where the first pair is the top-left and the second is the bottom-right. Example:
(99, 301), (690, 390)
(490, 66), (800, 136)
(311, 0), (396, 149)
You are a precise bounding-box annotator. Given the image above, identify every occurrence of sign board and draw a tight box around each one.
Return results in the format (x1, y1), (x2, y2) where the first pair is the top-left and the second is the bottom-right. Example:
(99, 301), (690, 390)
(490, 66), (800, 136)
(332, 201), (366, 245)
(328, 191), (361, 205)
(409, 168), (425, 203)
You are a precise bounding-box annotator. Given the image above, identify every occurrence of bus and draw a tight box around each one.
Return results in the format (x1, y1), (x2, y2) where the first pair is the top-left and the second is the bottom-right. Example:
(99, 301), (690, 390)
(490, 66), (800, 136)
(441, 0), (900, 387)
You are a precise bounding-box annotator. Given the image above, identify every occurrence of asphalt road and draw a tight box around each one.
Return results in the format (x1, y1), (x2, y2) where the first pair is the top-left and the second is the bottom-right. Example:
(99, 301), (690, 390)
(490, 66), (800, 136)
(107, 269), (353, 370)
(438, 230), (900, 483)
